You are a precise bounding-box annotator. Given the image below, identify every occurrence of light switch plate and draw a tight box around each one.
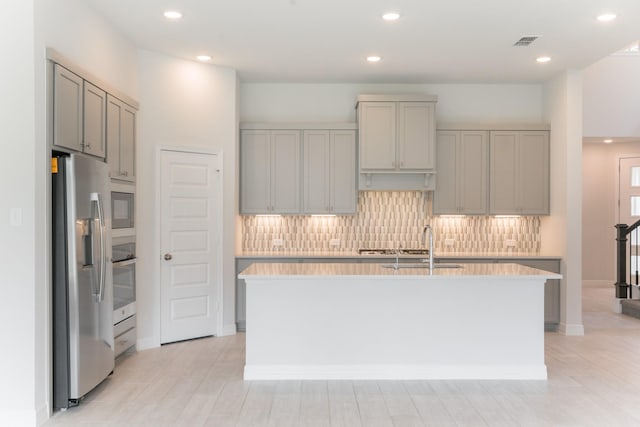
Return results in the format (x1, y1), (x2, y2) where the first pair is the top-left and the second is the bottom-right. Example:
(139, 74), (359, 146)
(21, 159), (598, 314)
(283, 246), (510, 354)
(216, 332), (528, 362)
(444, 239), (455, 247)
(272, 238), (284, 246)
(505, 239), (517, 247)
(330, 239), (340, 247)
(10, 208), (22, 227)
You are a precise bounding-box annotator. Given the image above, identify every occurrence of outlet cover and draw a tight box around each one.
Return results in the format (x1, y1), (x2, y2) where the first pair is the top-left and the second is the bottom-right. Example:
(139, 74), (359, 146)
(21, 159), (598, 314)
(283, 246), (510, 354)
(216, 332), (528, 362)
(330, 239), (341, 247)
(272, 238), (284, 246)
(505, 239), (517, 247)
(444, 239), (455, 247)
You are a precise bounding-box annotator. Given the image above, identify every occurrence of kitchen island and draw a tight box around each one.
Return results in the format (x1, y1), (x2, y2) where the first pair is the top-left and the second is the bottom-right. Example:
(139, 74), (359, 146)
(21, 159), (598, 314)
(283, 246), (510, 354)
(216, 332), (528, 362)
(239, 262), (561, 381)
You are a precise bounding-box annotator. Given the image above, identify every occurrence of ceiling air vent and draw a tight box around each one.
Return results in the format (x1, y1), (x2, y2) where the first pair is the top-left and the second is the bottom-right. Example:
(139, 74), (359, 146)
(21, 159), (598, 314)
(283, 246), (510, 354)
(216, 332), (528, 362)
(513, 36), (540, 46)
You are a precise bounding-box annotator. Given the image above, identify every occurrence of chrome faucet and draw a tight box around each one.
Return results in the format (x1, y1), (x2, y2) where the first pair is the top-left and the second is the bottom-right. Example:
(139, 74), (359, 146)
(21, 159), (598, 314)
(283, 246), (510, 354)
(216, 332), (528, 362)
(422, 225), (434, 269)
(394, 245), (401, 270)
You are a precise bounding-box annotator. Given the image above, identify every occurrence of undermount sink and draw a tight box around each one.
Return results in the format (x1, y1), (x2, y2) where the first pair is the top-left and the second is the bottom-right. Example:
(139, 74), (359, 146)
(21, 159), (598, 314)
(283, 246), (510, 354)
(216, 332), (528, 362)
(380, 263), (463, 269)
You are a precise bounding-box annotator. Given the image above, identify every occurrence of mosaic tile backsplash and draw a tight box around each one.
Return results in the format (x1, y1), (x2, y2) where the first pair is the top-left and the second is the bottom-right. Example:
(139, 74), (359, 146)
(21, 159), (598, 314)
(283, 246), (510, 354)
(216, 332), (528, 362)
(241, 191), (541, 253)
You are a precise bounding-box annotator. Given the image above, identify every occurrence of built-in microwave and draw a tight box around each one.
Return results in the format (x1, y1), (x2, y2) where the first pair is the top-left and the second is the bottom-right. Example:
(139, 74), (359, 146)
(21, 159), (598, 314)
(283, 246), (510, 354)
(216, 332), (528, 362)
(112, 191), (134, 229)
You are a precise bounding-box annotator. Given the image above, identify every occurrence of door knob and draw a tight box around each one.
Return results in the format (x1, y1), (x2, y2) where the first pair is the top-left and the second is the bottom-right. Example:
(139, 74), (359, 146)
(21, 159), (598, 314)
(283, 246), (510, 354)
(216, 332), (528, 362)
(164, 253), (172, 261)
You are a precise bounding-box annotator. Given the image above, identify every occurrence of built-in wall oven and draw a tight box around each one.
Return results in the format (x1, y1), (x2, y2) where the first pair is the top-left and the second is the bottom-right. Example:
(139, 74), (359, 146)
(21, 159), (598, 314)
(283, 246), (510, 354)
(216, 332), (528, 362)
(112, 235), (136, 357)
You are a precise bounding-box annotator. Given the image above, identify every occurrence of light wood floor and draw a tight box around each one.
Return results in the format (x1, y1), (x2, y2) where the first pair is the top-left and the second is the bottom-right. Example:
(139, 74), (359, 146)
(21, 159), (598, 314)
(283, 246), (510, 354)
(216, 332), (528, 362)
(47, 285), (640, 426)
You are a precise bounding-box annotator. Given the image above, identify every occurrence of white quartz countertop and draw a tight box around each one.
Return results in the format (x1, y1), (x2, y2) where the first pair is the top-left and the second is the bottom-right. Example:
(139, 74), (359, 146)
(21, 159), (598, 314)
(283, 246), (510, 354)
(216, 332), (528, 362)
(238, 262), (562, 280)
(236, 251), (561, 259)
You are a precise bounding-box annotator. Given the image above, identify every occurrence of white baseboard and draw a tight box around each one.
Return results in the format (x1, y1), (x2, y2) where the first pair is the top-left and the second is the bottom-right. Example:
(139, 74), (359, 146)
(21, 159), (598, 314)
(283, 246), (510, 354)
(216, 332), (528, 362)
(244, 364), (547, 381)
(136, 337), (160, 351)
(220, 323), (237, 336)
(36, 402), (49, 426)
(613, 298), (624, 313)
(559, 322), (585, 336)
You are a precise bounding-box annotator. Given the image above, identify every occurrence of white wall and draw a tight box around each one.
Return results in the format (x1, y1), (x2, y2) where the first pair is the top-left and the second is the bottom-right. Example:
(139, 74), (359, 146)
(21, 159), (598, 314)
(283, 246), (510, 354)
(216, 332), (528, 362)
(0, 1), (38, 424)
(0, 0), (139, 424)
(583, 55), (640, 138)
(136, 50), (238, 349)
(541, 70), (584, 336)
(240, 83), (543, 123)
(38, 0), (138, 98)
(583, 142), (640, 283)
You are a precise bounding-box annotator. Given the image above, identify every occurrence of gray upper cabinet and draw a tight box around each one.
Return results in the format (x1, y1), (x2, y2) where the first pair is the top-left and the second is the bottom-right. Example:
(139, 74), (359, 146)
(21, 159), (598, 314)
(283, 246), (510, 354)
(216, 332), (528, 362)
(107, 95), (136, 181)
(240, 130), (301, 214)
(53, 64), (83, 153)
(53, 63), (110, 160)
(490, 130), (549, 215)
(434, 130), (488, 215)
(358, 100), (436, 172)
(82, 81), (107, 158)
(52, 63), (120, 159)
(358, 101), (396, 170)
(303, 130), (357, 214)
(397, 102), (436, 170)
(356, 94), (437, 191)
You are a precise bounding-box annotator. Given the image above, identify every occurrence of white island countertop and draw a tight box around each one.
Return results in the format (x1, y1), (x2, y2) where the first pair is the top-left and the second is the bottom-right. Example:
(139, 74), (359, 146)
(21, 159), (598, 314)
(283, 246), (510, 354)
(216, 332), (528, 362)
(236, 251), (562, 260)
(238, 262), (561, 280)
(241, 262), (561, 381)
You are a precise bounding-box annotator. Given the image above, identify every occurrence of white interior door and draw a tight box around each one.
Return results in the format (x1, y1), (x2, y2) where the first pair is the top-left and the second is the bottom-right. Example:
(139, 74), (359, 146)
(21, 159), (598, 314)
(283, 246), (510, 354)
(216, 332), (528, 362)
(160, 150), (221, 344)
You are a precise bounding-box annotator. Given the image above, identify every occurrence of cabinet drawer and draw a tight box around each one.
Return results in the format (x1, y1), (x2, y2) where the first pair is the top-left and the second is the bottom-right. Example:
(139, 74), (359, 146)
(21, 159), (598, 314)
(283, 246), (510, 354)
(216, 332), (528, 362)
(114, 315), (136, 357)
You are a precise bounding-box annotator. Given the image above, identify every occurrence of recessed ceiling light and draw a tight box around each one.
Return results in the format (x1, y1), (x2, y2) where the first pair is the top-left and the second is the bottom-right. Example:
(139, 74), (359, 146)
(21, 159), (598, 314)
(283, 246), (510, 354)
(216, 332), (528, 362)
(196, 55), (212, 62)
(366, 56), (382, 63)
(604, 139), (613, 143)
(536, 56), (551, 63)
(597, 13), (617, 22)
(163, 10), (182, 20)
(382, 12), (400, 21)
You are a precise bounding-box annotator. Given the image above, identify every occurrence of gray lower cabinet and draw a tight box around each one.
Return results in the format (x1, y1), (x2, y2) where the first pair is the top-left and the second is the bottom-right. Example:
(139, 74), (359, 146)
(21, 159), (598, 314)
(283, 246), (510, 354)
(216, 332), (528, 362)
(236, 256), (561, 331)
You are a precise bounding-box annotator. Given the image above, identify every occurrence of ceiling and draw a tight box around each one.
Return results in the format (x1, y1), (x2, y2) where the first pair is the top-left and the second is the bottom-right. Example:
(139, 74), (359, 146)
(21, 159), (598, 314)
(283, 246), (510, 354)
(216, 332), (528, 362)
(85, 0), (640, 83)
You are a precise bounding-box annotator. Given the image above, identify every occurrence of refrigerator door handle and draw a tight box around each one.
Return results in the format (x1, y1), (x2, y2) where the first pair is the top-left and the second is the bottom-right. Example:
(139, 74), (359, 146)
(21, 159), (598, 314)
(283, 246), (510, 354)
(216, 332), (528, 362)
(91, 192), (106, 302)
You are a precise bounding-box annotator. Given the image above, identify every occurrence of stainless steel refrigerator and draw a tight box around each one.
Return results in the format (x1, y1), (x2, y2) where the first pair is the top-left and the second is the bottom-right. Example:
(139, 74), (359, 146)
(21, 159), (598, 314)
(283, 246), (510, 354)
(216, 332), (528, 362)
(52, 153), (114, 409)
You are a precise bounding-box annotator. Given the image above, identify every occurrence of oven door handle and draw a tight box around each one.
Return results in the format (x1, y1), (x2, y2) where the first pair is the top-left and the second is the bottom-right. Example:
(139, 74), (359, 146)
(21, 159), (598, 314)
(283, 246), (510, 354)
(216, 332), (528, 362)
(112, 258), (137, 267)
